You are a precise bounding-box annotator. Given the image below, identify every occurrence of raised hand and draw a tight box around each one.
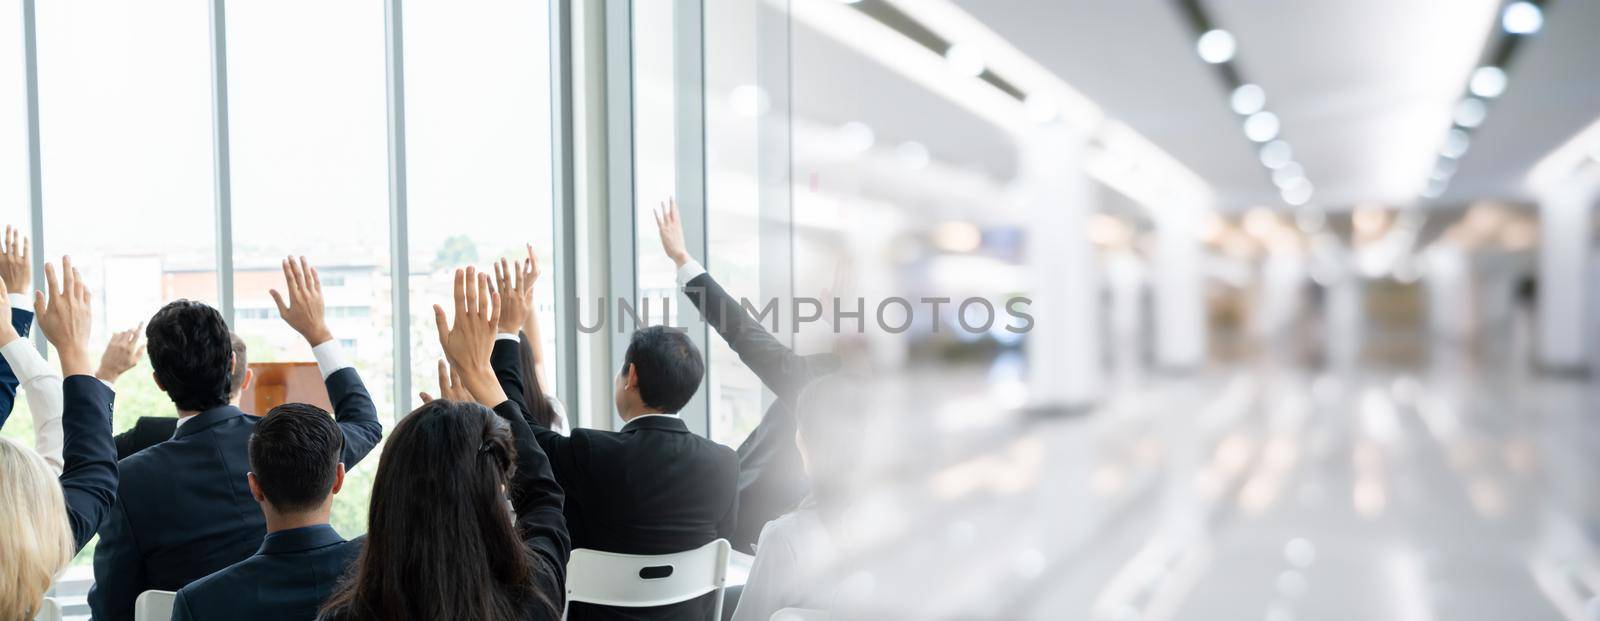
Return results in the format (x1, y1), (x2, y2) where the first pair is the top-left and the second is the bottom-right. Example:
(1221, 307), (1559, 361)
(433, 267), (506, 407)
(418, 359), (470, 404)
(35, 256), (94, 377)
(96, 324), (145, 383)
(269, 256), (333, 347)
(653, 197), (690, 267)
(0, 226), (29, 296)
(493, 255), (534, 334)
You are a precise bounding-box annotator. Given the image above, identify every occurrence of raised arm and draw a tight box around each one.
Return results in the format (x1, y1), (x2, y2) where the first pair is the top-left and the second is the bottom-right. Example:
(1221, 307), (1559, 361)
(37, 257), (118, 550)
(0, 226), (32, 429)
(272, 256), (384, 466)
(517, 244), (552, 389)
(655, 199), (835, 403)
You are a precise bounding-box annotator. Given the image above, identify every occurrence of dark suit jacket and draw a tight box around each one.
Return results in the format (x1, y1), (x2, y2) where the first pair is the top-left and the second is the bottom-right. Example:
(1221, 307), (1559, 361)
(681, 272), (839, 553)
(60, 375), (119, 551)
(0, 307), (35, 428)
(318, 398), (569, 621)
(492, 339), (736, 621)
(172, 524), (362, 621)
(114, 415), (178, 460)
(88, 367), (383, 621)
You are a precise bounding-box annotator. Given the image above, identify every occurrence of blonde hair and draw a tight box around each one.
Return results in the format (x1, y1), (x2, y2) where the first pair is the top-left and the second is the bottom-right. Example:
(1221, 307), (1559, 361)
(0, 436), (74, 621)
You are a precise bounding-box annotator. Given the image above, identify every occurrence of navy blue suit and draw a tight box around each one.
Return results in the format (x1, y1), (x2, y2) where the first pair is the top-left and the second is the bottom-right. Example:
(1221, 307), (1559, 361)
(88, 366), (383, 621)
(172, 524), (363, 621)
(0, 307), (35, 428)
(60, 375), (119, 551)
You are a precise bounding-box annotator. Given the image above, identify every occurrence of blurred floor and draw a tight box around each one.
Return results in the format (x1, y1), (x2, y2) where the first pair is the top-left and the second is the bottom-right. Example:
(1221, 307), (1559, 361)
(840, 345), (1600, 620)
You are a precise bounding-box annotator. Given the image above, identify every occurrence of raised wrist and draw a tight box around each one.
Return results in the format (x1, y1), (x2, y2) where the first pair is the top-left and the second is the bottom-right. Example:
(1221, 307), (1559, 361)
(57, 348), (93, 376)
(302, 326), (334, 347)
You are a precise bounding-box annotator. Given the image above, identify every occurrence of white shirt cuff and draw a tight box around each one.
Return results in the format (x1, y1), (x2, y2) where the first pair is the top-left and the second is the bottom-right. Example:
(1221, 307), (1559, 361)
(8, 293), (29, 310)
(676, 259), (708, 290)
(311, 340), (352, 380)
(0, 338), (56, 383)
(496, 333), (521, 342)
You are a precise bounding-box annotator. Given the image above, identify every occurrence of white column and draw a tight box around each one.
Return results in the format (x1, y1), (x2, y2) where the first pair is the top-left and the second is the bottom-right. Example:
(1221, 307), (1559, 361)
(1537, 173), (1600, 371)
(1153, 208), (1207, 368)
(1423, 245), (1472, 343)
(1021, 126), (1101, 408)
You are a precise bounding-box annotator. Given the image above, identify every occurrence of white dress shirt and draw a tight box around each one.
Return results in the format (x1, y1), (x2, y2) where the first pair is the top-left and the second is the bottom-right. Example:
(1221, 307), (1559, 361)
(729, 504), (844, 621)
(676, 259), (709, 290)
(0, 291), (96, 476)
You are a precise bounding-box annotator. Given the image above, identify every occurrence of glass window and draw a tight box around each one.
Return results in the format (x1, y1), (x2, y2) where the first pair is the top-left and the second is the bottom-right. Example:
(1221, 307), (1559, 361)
(402, 0), (556, 416)
(226, 0), (392, 536)
(633, 0), (680, 329)
(0, 4), (32, 449)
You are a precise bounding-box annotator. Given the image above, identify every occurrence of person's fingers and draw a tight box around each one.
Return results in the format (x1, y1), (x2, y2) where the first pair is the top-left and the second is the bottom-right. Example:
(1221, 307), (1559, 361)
(434, 304), (449, 347)
(452, 269), (467, 320)
(419, 392), (434, 404)
(450, 366), (464, 396)
(32, 290), (44, 317)
(72, 266), (87, 304)
(669, 197), (678, 223)
(464, 267), (480, 318)
(492, 259), (503, 289)
(298, 257), (314, 297)
(489, 289), (502, 328)
(476, 273), (491, 320)
(269, 289), (290, 318)
(437, 359), (449, 395)
(133, 344), (145, 360)
(526, 243), (536, 264)
(21, 235), (28, 262)
(281, 258), (296, 298)
(653, 205), (663, 230)
(61, 256), (75, 298)
(309, 263), (321, 291)
(44, 262), (59, 305)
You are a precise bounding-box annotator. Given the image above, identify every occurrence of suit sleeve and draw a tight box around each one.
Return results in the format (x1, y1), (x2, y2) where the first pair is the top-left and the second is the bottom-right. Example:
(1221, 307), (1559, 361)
(0, 307), (33, 430)
(170, 590), (194, 621)
(324, 367), (384, 468)
(683, 272), (833, 404)
(490, 337), (579, 486)
(491, 337), (532, 419)
(89, 499), (146, 621)
(493, 399), (571, 594)
(60, 375), (117, 550)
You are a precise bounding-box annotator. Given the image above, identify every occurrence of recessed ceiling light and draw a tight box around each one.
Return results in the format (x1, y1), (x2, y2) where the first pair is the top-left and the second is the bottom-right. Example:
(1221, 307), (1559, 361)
(1469, 66), (1508, 99)
(1282, 180), (1313, 206)
(1244, 111), (1280, 142)
(1272, 162), (1306, 189)
(1454, 98), (1488, 128)
(1231, 84), (1266, 115)
(943, 44), (986, 77)
(1259, 140), (1293, 169)
(1441, 129), (1471, 158)
(1197, 29), (1236, 64)
(1432, 158), (1458, 180)
(1421, 178), (1447, 199)
(1502, 2), (1543, 35)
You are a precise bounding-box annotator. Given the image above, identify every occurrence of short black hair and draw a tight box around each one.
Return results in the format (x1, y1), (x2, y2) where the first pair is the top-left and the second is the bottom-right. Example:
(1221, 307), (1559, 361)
(229, 332), (249, 396)
(622, 326), (703, 414)
(147, 300), (234, 411)
(250, 403), (343, 513)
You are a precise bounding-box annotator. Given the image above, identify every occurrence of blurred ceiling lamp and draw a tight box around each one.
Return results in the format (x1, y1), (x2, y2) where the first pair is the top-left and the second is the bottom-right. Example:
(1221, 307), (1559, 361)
(933, 220), (982, 253)
(1281, 179), (1314, 206)
(1230, 83), (1266, 115)
(1501, 1), (1543, 35)
(1244, 111), (1281, 142)
(1453, 98), (1488, 128)
(1088, 213), (1133, 247)
(1259, 140), (1293, 169)
(1196, 29), (1237, 63)
(1271, 162), (1306, 189)
(1421, 177), (1449, 199)
(729, 84), (771, 117)
(943, 43), (986, 77)
(895, 141), (932, 170)
(1441, 129), (1471, 158)
(1432, 158), (1458, 180)
(839, 121), (876, 154)
(1469, 66), (1507, 98)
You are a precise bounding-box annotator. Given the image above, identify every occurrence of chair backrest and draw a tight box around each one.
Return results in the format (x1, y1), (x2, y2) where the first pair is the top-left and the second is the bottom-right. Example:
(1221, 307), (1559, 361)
(771, 608), (829, 621)
(32, 597), (62, 621)
(134, 590), (176, 621)
(563, 539), (731, 620)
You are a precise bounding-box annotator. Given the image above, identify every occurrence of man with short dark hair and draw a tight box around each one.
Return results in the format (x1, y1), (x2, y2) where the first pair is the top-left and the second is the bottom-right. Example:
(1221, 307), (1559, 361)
(484, 262), (737, 621)
(89, 257), (384, 621)
(172, 402), (357, 621)
(110, 332), (253, 459)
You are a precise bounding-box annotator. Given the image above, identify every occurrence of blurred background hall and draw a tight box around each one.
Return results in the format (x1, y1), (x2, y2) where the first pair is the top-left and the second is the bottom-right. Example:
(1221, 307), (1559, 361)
(5, 0), (1600, 619)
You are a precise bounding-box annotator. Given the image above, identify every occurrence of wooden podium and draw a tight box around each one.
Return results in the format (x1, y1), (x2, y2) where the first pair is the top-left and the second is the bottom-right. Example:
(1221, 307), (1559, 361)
(239, 362), (332, 414)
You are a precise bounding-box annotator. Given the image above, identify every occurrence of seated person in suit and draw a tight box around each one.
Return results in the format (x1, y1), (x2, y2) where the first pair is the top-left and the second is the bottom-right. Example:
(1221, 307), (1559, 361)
(0, 258), (118, 620)
(730, 376), (866, 621)
(320, 269), (568, 621)
(89, 257), (385, 621)
(653, 200), (840, 553)
(173, 402), (357, 621)
(110, 331), (253, 459)
(0, 226), (56, 469)
(487, 261), (738, 621)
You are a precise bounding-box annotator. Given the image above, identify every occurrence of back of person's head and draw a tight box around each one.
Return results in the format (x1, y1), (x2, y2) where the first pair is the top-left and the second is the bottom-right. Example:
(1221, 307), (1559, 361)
(517, 337), (558, 428)
(249, 403), (342, 514)
(228, 333), (250, 400)
(322, 400), (554, 621)
(620, 326), (703, 414)
(795, 375), (870, 504)
(147, 300), (233, 411)
(0, 438), (74, 621)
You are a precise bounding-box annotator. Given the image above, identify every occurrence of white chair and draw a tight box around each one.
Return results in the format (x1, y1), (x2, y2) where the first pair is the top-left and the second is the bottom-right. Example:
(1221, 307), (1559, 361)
(32, 597), (62, 621)
(134, 589), (176, 621)
(771, 609), (829, 621)
(563, 539), (731, 620)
